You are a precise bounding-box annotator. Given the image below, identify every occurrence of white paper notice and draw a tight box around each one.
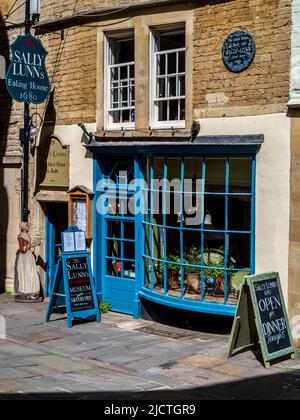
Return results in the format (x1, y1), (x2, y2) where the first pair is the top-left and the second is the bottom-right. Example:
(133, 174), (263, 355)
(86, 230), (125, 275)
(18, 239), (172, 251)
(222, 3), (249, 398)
(75, 231), (86, 252)
(75, 201), (87, 233)
(63, 232), (75, 253)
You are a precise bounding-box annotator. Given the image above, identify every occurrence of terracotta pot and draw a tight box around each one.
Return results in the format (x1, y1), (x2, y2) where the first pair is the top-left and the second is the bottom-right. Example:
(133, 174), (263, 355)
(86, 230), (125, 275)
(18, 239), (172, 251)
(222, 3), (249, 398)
(214, 277), (225, 296)
(169, 271), (180, 290)
(187, 273), (200, 294)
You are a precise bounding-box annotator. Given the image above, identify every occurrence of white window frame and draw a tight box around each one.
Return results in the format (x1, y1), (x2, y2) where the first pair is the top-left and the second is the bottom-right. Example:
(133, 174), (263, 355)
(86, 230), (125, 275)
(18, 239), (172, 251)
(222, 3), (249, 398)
(104, 32), (135, 131)
(150, 26), (186, 130)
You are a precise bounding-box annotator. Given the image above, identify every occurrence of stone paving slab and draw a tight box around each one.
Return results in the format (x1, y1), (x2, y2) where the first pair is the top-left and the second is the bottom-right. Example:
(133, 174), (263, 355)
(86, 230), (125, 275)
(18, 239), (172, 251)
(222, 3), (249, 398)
(1, 295), (300, 400)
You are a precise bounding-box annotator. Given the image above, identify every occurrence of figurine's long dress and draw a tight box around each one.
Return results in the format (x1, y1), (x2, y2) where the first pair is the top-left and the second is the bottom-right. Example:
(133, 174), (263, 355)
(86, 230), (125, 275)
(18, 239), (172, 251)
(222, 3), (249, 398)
(16, 238), (40, 295)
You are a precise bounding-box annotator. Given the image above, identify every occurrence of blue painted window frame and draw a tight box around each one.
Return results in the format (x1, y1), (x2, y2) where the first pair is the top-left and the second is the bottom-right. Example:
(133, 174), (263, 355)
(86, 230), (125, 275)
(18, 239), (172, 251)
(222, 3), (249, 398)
(140, 155), (256, 317)
(93, 152), (256, 318)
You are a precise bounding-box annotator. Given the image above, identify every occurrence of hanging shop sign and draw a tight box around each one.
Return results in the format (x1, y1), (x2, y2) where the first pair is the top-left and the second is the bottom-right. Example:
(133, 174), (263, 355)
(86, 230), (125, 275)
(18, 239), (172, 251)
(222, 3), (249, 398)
(222, 30), (256, 73)
(228, 272), (295, 369)
(46, 227), (101, 328)
(6, 33), (51, 104)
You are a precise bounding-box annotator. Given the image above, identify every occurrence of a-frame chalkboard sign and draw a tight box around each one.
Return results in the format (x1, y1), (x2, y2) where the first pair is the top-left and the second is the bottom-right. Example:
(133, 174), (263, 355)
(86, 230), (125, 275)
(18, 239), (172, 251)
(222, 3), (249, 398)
(228, 272), (295, 368)
(46, 227), (101, 328)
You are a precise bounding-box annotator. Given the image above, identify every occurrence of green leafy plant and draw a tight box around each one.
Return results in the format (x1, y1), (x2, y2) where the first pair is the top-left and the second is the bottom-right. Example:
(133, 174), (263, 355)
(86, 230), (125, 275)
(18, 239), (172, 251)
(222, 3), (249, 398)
(184, 245), (201, 275)
(99, 302), (112, 314)
(203, 263), (225, 279)
(159, 254), (182, 275)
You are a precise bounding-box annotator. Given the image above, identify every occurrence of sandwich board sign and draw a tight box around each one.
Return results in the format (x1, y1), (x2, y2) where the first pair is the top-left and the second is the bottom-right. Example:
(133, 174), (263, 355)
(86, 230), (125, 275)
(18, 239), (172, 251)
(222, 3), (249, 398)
(46, 227), (100, 328)
(6, 34), (51, 104)
(228, 272), (295, 368)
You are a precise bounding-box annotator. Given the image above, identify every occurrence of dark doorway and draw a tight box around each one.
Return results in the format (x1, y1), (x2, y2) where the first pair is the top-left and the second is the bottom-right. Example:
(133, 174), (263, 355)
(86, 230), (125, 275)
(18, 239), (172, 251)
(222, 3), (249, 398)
(45, 202), (68, 296)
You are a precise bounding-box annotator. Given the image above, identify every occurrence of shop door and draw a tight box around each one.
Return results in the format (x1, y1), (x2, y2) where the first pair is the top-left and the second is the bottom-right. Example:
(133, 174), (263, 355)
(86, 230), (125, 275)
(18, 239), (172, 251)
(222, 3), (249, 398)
(101, 158), (137, 315)
(45, 203), (68, 296)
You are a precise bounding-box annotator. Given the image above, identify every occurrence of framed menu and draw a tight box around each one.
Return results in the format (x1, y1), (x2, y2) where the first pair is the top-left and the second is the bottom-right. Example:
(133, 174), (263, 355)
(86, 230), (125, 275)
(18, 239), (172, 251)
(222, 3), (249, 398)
(62, 228), (86, 253)
(63, 231), (75, 253)
(75, 231), (86, 252)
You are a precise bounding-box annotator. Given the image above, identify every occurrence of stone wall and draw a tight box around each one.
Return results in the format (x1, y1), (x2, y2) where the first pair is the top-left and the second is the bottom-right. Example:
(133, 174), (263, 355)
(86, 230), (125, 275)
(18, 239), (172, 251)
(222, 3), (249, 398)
(193, 0), (291, 118)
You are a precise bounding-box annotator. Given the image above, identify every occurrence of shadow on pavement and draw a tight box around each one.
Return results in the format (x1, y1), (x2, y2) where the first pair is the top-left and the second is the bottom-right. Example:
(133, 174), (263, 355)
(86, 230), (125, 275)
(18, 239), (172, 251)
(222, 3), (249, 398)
(0, 370), (299, 400)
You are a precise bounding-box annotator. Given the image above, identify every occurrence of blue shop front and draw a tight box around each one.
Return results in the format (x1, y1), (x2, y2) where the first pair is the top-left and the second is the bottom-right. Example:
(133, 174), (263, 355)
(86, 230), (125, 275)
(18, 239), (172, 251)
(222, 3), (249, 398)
(87, 135), (263, 320)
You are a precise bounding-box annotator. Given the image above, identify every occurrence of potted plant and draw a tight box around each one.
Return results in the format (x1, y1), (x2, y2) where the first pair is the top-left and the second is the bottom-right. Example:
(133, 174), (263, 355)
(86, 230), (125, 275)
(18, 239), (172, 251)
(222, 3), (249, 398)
(204, 263), (226, 296)
(184, 246), (201, 294)
(159, 255), (182, 290)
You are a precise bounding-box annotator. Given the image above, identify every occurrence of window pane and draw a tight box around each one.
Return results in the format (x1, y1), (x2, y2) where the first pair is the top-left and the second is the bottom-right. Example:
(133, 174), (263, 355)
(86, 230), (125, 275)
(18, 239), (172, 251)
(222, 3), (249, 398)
(180, 99), (185, 121)
(204, 195), (225, 230)
(107, 221), (121, 238)
(168, 76), (177, 97)
(228, 196), (251, 232)
(157, 54), (166, 76)
(158, 31), (185, 51)
(119, 110), (128, 123)
(144, 258), (151, 288)
(107, 240), (120, 259)
(112, 38), (134, 64)
(120, 65), (127, 80)
(124, 242), (135, 261)
(205, 158), (226, 193)
(111, 111), (121, 124)
(153, 157), (165, 179)
(179, 75), (185, 96)
(229, 158), (252, 193)
(184, 231), (201, 265)
(124, 222), (135, 240)
(204, 232), (225, 261)
(169, 99), (179, 121)
(228, 234), (251, 270)
(168, 52), (177, 74)
(166, 228), (181, 260)
(121, 87), (128, 105)
(124, 261), (135, 279)
(157, 78), (166, 98)
(178, 50), (185, 73)
(107, 260), (121, 277)
(111, 67), (118, 82)
(157, 101), (168, 122)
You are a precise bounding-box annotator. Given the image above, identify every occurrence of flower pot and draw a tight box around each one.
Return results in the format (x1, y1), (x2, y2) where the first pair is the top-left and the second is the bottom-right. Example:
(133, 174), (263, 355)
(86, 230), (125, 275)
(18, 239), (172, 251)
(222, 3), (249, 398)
(187, 273), (200, 294)
(169, 271), (180, 290)
(214, 277), (225, 296)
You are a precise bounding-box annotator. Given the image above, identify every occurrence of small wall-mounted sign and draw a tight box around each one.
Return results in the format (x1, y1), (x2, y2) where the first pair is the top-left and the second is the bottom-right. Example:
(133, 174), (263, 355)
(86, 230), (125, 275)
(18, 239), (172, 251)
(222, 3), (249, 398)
(6, 34), (51, 104)
(39, 137), (70, 189)
(222, 30), (256, 73)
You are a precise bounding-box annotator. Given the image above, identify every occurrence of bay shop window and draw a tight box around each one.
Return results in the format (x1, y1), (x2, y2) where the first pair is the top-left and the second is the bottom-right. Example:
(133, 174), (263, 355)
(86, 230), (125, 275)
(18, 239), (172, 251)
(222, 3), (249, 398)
(96, 155), (256, 316)
(142, 156), (255, 312)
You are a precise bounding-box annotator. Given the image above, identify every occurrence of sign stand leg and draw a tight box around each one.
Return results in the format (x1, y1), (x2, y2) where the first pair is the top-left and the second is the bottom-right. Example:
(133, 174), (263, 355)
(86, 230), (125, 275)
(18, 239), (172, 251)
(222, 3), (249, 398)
(46, 260), (61, 323)
(228, 316), (241, 358)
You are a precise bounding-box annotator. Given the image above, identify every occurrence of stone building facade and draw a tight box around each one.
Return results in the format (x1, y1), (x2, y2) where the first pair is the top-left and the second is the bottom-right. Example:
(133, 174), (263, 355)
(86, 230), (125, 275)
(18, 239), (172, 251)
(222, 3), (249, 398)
(0, 0), (300, 341)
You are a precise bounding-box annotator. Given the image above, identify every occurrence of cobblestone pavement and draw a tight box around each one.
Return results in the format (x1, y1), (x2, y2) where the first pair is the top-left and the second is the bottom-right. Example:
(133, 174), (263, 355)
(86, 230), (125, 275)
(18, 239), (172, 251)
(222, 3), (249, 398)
(0, 295), (300, 400)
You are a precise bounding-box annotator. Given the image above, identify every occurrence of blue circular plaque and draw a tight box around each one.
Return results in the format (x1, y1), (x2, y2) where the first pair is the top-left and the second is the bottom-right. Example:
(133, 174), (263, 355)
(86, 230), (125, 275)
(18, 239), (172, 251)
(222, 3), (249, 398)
(222, 31), (256, 73)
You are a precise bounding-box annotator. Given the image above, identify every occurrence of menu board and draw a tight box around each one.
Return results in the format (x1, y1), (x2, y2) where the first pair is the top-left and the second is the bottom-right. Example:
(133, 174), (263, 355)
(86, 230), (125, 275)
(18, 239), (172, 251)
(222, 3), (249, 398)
(249, 275), (293, 359)
(73, 200), (87, 233)
(229, 272), (295, 368)
(66, 257), (95, 313)
(62, 229), (86, 253)
(63, 231), (75, 253)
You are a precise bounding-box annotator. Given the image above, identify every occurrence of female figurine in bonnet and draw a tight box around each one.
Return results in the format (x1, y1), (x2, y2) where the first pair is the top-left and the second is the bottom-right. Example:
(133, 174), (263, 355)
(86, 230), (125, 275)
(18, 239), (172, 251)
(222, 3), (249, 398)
(15, 222), (42, 302)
